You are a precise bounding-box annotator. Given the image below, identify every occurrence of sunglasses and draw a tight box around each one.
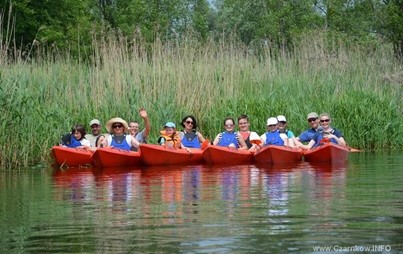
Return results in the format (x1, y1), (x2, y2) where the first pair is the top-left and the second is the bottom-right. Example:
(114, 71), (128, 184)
(320, 119), (330, 123)
(278, 121), (287, 124)
(185, 121), (194, 125)
(308, 118), (317, 123)
(268, 124), (276, 127)
(112, 124), (123, 129)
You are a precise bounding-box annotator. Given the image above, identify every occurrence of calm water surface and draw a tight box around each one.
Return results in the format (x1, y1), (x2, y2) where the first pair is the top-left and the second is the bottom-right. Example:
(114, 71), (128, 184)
(1, 152), (402, 253)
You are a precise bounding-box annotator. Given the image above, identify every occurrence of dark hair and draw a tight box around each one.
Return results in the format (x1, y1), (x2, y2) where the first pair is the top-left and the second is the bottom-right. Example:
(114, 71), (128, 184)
(181, 115), (198, 129)
(237, 114), (249, 122)
(71, 124), (86, 139)
(223, 117), (235, 125)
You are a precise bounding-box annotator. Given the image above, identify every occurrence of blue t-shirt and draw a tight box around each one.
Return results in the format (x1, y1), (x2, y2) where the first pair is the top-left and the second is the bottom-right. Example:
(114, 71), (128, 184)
(298, 128), (320, 142)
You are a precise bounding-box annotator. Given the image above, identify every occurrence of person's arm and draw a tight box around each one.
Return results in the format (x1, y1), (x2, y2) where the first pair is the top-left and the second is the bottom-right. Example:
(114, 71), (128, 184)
(213, 134), (220, 145)
(327, 133), (346, 146)
(279, 133), (289, 147)
(131, 136), (140, 149)
(197, 131), (206, 143)
(139, 108), (151, 138)
(299, 139), (315, 150)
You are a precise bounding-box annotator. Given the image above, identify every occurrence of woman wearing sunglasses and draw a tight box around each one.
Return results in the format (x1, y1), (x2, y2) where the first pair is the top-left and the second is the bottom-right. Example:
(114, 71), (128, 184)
(103, 117), (140, 151)
(213, 117), (248, 149)
(300, 113), (346, 149)
(179, 115), (206, 148)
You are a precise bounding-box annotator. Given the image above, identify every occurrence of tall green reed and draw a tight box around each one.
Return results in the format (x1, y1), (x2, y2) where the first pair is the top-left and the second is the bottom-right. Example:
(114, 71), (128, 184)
(0, 33), (402, 168)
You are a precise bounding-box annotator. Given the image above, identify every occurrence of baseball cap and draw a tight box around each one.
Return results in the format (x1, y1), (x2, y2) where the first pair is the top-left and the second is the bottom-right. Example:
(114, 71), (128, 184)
(266, 117), (278, 126)
(89, 119), (101, 126)
(307, 112), (318, 120)
(164, 122), (176, 128)
(277, 115), (287, 122)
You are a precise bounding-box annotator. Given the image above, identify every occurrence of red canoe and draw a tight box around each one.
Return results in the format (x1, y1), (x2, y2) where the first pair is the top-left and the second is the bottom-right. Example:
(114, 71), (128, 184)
(51, 146), (94, 168)
(303, 143), (349, 163)
(91, 147), (142, 168)
(202, 145), (253, 165)
(254, 145), (302, 164)
(140, 144), (204, 166)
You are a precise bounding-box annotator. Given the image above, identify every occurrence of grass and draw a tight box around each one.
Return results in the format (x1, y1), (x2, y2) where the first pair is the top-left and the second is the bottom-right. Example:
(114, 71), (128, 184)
(0, 34), (402, 168)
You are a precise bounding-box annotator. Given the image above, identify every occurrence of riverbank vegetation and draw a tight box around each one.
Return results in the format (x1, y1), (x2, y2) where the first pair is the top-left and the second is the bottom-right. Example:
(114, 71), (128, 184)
(1, 0), (402, 168)
(1, 33), (402, 168)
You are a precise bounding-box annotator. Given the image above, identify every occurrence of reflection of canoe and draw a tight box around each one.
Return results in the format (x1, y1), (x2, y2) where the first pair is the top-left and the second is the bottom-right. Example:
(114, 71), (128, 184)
(92, 147), (141, 168)
(303, 143), (349, 163)
(140, 144), (203, 166)
(254, 146), (302, 164)
(202, 146), (253, 165)
(51, 146), (93, 168)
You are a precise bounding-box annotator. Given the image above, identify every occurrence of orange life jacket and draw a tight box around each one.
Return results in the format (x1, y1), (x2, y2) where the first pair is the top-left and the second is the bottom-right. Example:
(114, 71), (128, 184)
(159, 130), (181, 149)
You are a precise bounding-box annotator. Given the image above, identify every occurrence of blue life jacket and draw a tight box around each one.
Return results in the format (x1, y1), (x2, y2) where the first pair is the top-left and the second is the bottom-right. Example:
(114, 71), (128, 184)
(110, 134), (131, 151)
(62, 134), (82, 148)
(265, 130), (284, 146)
(218, 132), (239, 148)
(181, 131), (201, 148)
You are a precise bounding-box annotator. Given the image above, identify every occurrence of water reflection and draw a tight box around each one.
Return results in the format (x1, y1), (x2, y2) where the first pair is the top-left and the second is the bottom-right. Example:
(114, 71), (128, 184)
(44, 157), (403, 253)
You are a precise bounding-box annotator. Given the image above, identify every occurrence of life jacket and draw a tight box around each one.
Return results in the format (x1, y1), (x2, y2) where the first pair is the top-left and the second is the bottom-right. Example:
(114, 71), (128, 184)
(218, 131), (239, 148)
(159, 130), (181, 149)
(108, 134), (132, 151)
(62, 134), (83, 148)
(240, 131), (252, 148)
(181, 130), (201, 148)
(264, 130), (284, 146)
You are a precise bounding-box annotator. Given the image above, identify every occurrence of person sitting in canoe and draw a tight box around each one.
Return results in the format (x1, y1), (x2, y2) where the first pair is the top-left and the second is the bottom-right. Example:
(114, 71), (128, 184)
(260, 117), (289, 147)
(179, 115), (207, 149)
(158, 122), (182, 149)
(129, 108), (151, 146)
(276, 115), (298, 148)
(85, 119), (105, 148)
(213, 117), (248, 149)
(237, 114), (261, 152)
(102, 117), (140, 151)
(294, 112), (322, 147)
(60, 124), (91, 149)
(299, 113), (346, 149)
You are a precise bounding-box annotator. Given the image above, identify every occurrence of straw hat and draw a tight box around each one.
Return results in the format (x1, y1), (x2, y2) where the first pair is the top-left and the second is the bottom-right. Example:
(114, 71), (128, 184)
(106, 117), (129, 133)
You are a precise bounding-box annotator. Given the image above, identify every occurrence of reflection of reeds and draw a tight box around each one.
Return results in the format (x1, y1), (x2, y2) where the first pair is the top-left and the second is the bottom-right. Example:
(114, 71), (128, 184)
(0, 32), (402, 168)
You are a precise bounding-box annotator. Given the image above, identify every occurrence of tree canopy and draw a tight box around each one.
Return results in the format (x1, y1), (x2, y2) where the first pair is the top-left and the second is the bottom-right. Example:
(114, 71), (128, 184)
(1, 0), (402, 59)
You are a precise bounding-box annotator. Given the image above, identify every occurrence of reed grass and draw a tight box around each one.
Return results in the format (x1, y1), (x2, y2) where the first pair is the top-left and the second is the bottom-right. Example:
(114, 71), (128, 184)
(0, 33), (402, 168)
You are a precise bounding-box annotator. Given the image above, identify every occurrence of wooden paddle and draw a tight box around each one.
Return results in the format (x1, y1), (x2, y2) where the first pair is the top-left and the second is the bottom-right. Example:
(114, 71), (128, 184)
(348, 146), (361, 152)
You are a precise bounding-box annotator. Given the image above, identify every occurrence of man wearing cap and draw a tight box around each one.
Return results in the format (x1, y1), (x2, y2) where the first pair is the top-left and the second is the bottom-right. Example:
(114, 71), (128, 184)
(158, 122), (181, 149)
(295, 112), (322, 146)
(128, 108), (151, 144)
(260, 117), (288, 146)
(85, 119), (105, 148)
(102, 117), (140, 151)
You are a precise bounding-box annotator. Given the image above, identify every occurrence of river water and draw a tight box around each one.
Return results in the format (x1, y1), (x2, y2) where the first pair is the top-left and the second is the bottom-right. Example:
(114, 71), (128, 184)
(1, 152), (402, 253)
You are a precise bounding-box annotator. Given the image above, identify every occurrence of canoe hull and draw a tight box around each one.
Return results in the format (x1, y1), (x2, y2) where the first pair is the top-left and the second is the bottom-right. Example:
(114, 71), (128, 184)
(254, 146), (302, 164)
(140, 144), (203, 166)
(203, 146), (253, 165)
(92, 147), (141, 168)
(303, 143), (349, 163)
(51, 146), (93, 168)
